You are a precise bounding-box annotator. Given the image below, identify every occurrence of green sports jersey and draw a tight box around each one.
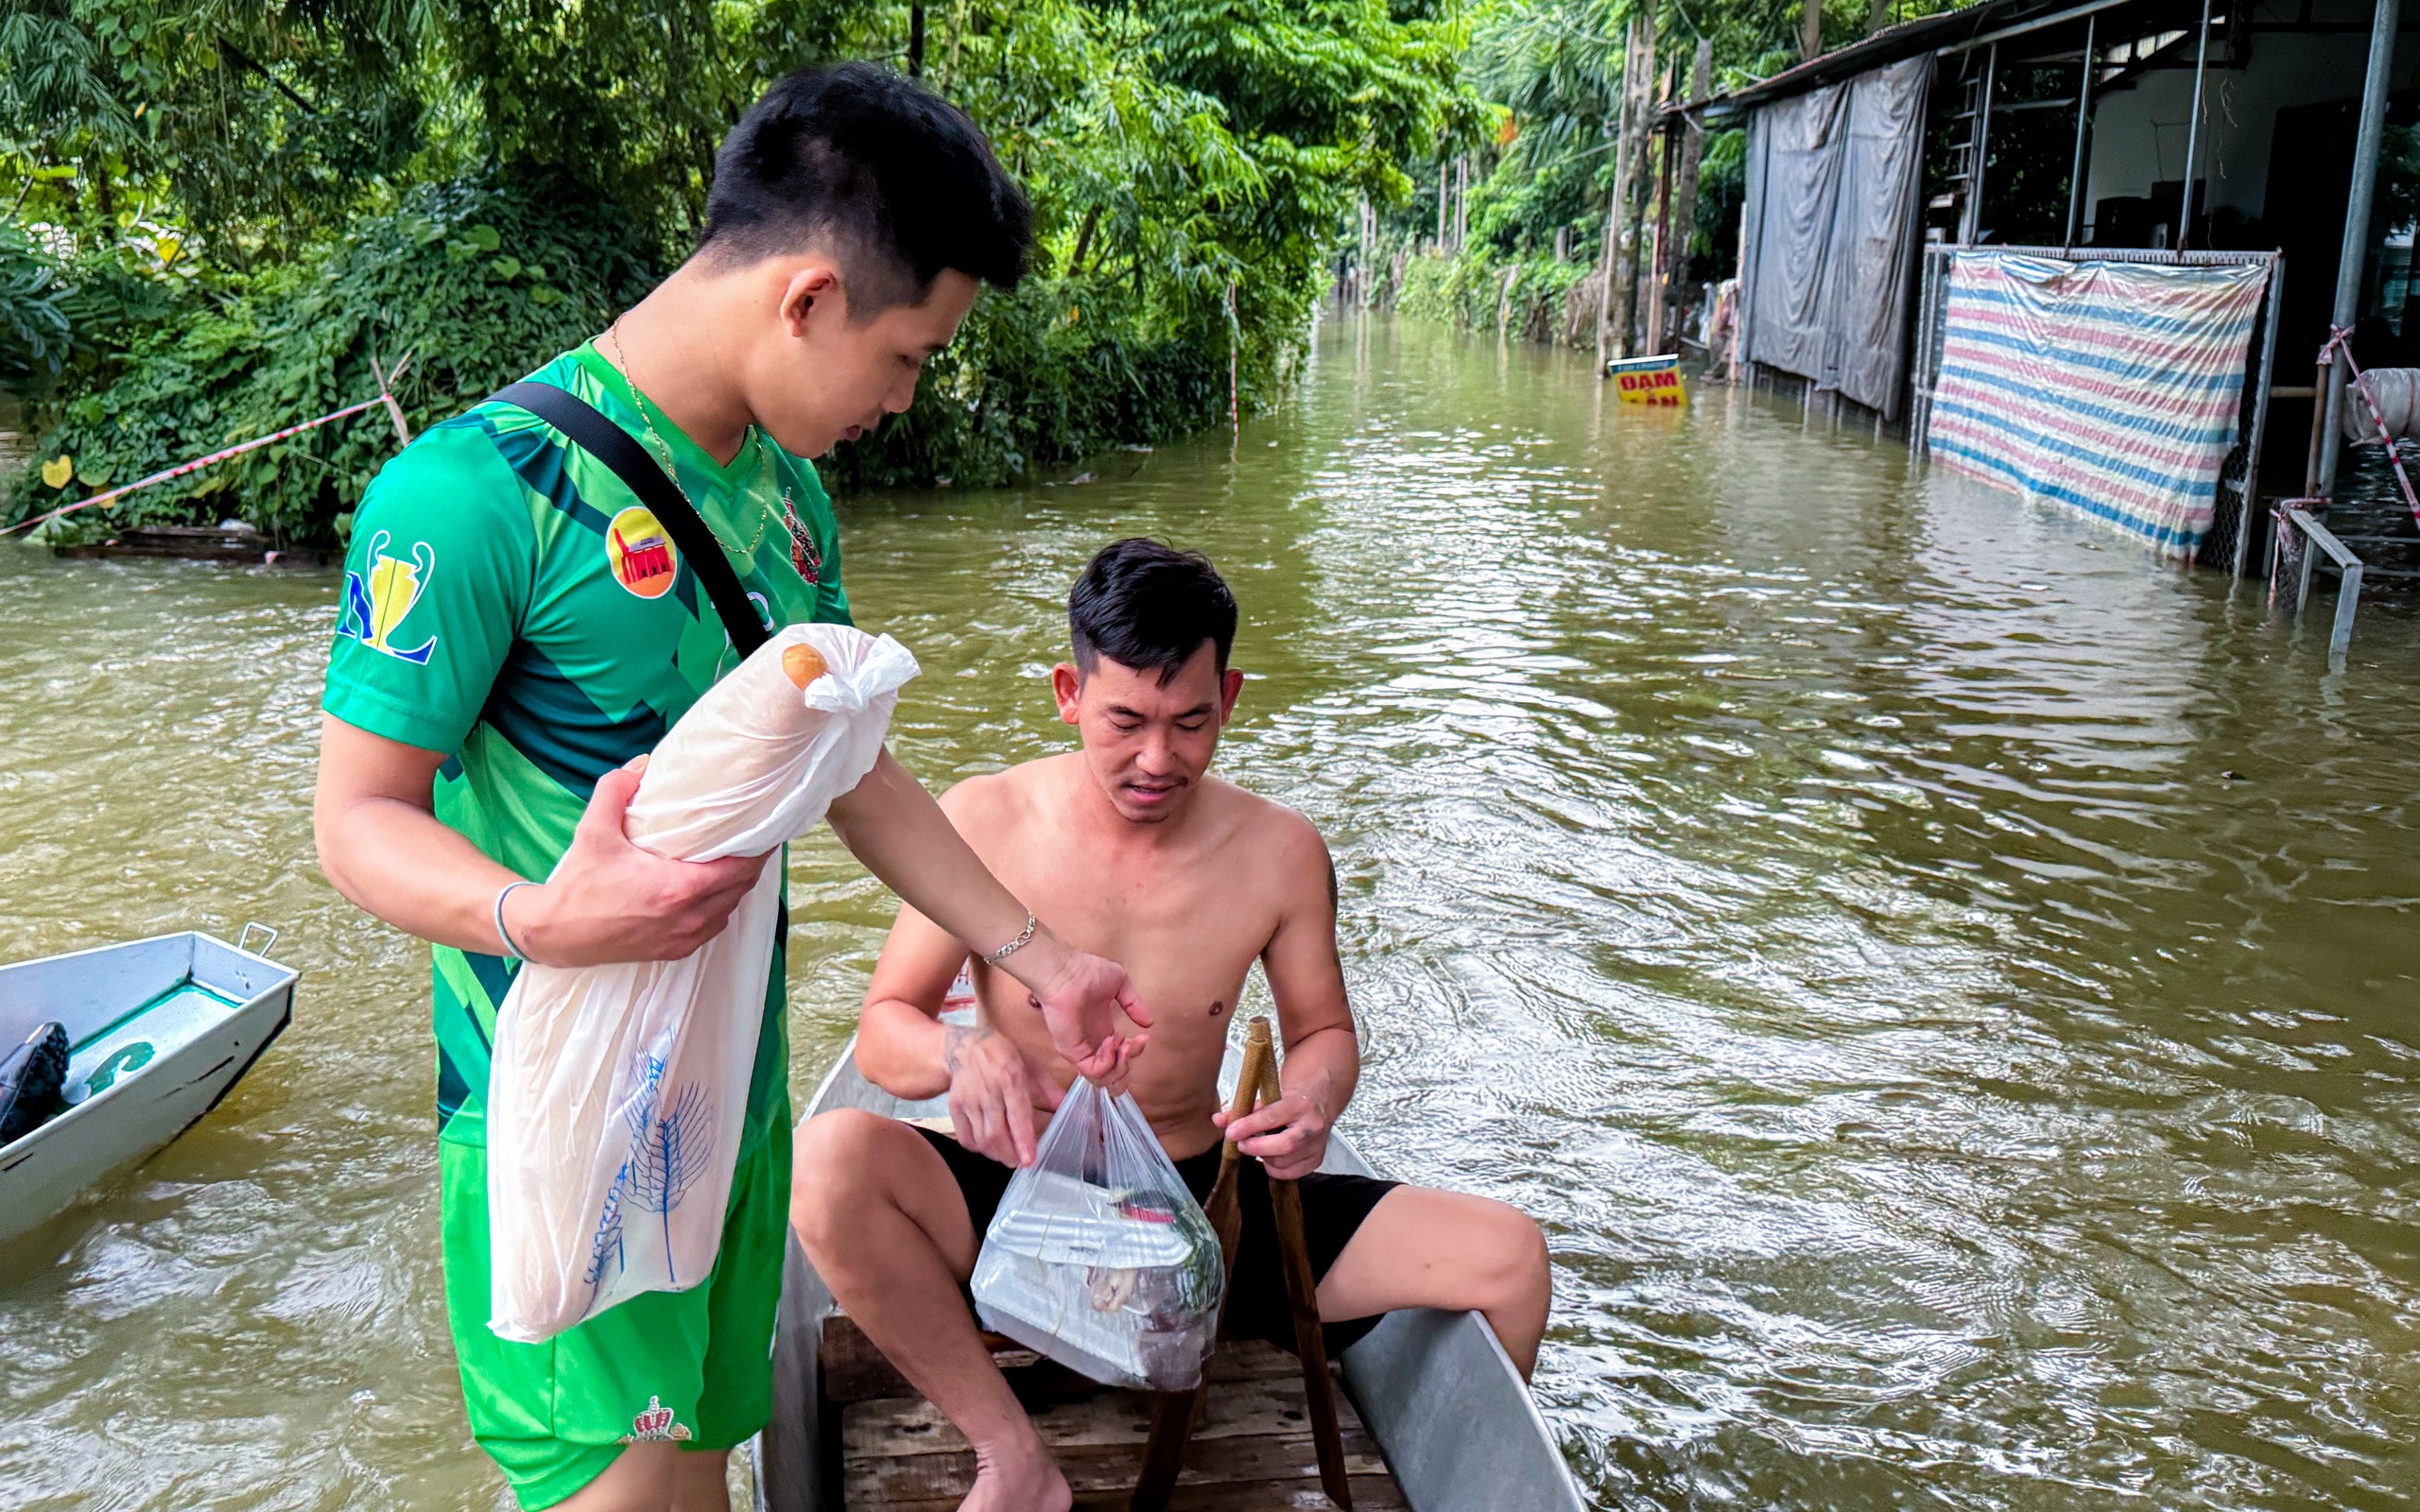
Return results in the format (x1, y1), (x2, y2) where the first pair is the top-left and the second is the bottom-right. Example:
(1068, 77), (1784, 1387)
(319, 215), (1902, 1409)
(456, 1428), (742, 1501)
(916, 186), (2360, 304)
(322, 343), (848, 1150)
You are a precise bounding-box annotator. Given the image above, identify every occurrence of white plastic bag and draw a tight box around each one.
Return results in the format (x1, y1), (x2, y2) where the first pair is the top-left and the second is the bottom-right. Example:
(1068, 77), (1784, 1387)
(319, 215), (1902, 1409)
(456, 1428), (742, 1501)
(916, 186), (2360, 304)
(970, 1080), (1224, 1390)
(485, 622), (920, 1343)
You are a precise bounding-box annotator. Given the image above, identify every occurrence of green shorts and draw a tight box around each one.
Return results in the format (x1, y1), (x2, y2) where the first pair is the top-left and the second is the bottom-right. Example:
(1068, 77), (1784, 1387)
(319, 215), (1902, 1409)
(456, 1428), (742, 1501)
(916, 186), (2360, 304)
(440, 1111), (791, 1510)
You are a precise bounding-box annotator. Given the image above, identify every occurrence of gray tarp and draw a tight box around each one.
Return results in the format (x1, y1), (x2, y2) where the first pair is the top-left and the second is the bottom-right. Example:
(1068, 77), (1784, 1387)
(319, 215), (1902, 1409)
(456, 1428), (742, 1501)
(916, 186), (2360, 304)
(1738, 56), (1931, 419)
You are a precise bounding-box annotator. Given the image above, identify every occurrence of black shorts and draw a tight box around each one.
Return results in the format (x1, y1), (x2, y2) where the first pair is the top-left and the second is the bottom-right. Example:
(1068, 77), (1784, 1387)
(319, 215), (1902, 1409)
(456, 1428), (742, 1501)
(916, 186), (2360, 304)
(910, 1123), (1401, 1358)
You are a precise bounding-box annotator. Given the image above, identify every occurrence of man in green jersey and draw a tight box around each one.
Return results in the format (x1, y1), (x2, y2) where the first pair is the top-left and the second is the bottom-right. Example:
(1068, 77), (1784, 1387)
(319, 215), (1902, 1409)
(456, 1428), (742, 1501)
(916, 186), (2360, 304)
(314, 64), (1148, 1512)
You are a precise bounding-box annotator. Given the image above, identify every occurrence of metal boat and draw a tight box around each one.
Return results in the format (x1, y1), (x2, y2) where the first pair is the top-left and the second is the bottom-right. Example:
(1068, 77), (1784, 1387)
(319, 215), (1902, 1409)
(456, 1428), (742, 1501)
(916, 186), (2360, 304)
(759, 1040), (1587, 1511)
(0, 928), (297, 1248)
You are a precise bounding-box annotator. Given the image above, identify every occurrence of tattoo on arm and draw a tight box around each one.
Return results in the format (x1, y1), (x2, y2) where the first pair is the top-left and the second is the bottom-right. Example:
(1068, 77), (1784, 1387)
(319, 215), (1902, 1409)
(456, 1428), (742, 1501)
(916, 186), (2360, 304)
(942, 1022), (994, 1074)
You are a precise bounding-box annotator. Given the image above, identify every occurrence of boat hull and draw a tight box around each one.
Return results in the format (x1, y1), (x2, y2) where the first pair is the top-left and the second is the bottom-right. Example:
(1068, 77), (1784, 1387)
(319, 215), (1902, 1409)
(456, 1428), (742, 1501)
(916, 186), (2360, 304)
(0, 932), (297, 1249)
(762, 1043), (1585, 1512)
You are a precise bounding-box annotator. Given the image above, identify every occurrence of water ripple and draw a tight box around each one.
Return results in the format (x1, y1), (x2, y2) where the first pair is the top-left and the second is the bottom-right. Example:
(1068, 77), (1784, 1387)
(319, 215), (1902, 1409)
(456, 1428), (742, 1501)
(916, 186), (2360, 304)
(4, 320), (2418, 1508)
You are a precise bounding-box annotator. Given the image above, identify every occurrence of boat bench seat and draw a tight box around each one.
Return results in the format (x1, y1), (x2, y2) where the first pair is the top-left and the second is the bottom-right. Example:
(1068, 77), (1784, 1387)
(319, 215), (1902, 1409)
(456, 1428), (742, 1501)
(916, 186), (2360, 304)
(824, 1312), (1406, 1510)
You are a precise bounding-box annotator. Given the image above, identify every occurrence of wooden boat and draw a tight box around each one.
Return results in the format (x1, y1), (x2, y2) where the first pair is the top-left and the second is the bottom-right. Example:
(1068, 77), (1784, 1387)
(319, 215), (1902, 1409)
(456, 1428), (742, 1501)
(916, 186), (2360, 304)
(49, 522), (335, 567)
(0, 929), (298, 1248)
(760, 1041), (1587, 1512)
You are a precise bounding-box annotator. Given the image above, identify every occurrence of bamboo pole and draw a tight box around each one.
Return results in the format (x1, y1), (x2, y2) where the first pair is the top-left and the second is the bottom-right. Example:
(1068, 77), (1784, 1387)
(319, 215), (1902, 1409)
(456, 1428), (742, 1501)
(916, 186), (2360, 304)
(1132, 1024), (1277, 1512)
(1593, 17), (1635, 374)
(1255, 1040), (1352, 1509)
(1647, 64), (1679, 355)
(1456, 155), (1470, 251)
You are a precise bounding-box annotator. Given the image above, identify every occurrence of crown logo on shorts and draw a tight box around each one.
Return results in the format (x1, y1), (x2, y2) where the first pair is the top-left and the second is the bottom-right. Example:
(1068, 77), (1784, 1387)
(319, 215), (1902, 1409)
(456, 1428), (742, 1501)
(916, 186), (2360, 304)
(623, 1395), (693, 1444)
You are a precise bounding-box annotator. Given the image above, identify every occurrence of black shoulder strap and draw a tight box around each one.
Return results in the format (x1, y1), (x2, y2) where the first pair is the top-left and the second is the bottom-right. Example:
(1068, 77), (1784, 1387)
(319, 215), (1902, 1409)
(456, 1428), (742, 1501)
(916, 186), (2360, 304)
(492, 380), (771, 660)
(491, 380), (788, 947)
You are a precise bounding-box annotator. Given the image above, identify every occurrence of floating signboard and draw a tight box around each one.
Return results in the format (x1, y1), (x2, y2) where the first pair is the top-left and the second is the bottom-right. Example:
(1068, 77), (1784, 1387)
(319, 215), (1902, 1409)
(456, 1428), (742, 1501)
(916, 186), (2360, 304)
(1607, 354), (1685, 407)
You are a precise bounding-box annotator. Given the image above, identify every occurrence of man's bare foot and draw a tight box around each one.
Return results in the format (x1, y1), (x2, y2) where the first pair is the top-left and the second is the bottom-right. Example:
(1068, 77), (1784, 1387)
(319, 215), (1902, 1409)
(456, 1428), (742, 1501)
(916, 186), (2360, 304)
(959, 1435), (1070, 1512)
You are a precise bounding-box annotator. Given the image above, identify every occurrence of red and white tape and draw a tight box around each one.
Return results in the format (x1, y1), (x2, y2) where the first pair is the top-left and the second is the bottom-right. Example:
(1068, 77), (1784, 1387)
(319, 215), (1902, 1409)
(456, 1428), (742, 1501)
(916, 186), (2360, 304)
(4, 352), (413, 540)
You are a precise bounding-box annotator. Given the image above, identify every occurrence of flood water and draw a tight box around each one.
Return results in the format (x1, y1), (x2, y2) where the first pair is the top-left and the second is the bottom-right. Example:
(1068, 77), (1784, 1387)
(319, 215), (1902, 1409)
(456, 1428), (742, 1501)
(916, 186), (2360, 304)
(4, 317), (2418, 1511)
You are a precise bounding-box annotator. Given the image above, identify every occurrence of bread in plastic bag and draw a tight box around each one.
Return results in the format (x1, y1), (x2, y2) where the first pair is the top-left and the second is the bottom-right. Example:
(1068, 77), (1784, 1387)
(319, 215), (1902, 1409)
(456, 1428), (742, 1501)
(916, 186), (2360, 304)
(970, 1079), (1224, 1390)
(485, 623), (920, 1343)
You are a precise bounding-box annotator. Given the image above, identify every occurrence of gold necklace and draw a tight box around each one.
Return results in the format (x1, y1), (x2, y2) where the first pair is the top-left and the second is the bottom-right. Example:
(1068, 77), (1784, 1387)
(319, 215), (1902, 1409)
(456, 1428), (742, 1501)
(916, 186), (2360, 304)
(602, 321), (795, 563)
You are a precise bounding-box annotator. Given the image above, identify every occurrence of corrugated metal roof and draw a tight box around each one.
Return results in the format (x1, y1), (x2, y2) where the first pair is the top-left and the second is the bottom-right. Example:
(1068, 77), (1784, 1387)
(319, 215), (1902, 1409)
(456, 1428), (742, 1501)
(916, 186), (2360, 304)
(1695, 0), (2151, 120)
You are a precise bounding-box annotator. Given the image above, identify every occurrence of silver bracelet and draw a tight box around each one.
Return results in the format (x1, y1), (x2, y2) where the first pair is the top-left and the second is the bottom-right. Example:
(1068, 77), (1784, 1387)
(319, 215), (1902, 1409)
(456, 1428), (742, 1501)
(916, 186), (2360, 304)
(493, 881), (535, 963)
(980, 911), (1038, 968)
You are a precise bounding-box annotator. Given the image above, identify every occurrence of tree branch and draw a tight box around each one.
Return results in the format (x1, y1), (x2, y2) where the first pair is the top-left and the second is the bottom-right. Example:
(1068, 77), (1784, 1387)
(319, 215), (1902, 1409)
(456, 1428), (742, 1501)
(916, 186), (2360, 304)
(216, 38), (320, 117)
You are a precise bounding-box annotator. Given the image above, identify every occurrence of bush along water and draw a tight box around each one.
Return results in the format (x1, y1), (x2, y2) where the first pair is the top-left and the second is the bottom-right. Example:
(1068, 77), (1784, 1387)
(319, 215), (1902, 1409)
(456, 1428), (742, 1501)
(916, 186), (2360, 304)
(11, 175), (657, 544)
(1396, 249), (1595, 345)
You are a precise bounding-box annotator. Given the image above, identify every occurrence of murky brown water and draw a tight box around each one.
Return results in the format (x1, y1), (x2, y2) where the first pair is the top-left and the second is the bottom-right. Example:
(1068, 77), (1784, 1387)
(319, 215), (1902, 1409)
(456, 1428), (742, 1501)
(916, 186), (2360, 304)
(4, 317), (2418, 1511)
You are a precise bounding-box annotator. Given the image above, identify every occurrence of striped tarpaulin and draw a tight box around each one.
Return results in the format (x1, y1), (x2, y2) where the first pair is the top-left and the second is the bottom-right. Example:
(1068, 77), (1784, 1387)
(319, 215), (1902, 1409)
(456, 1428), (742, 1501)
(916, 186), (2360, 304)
(1925, 252), (2268, 556)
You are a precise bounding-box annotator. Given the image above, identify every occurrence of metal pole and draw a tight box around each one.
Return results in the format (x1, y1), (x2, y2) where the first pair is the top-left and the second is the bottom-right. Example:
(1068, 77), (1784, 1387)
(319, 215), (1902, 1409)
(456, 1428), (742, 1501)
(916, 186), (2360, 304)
(2333, 559), (2362, 662)
(2065, 14), (2097, 249)
(1910, 246), (1937, 455)
(2318, 0), (2402, 497)
(2236, 254), (2284, 578)
(1961, 44), (1997, 245)
(2176, 0), (2213, 249)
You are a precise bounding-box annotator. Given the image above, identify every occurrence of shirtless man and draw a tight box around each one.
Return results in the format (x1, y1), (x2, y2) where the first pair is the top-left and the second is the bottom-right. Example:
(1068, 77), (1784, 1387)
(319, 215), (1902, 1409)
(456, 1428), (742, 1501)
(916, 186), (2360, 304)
(791, 539), (1551, 1512)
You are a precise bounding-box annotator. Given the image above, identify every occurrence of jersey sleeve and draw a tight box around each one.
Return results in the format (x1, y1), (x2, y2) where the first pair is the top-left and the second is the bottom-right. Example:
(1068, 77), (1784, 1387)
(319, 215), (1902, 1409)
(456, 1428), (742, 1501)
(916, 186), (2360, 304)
(322, 423), (537, 754)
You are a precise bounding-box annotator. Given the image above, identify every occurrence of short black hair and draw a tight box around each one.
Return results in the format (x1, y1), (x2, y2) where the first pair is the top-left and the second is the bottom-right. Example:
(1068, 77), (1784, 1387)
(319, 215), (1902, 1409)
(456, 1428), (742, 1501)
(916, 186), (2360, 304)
(1068, 540), (1238, 685)
(699, 62), (1032, 316)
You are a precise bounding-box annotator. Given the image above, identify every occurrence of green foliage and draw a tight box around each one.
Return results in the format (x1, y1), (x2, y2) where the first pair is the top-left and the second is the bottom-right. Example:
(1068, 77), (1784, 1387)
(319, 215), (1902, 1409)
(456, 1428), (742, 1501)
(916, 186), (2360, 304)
(1, 0), (427, 263)
(825, 278), (1224, 490)
(830, 0), (1480, 486)
(8, 0), (1480, 536)
(14, 175), (656, 539)
(0, 225), (72, 387)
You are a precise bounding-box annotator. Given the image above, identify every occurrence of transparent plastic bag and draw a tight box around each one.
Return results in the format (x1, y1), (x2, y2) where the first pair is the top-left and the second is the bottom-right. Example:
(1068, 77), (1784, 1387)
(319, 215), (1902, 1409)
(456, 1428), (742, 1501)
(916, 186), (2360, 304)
(485, 623), (919, 1343)
(970, 1079), (1224, 1390)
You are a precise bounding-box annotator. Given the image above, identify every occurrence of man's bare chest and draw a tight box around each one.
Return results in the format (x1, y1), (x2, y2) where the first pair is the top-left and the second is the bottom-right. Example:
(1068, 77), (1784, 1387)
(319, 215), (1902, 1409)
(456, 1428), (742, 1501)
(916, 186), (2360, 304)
(998, 848), (1274, 1017)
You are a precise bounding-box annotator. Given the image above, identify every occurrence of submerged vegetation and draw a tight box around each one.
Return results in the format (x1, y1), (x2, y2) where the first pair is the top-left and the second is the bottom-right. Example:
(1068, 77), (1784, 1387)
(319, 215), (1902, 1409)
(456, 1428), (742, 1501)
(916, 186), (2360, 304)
(1, 0), (1476, 538)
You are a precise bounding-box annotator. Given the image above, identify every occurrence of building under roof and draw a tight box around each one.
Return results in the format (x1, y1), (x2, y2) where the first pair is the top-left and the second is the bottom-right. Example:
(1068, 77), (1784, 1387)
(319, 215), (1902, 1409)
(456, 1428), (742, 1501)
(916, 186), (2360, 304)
(1690, 0), (2416, 574)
